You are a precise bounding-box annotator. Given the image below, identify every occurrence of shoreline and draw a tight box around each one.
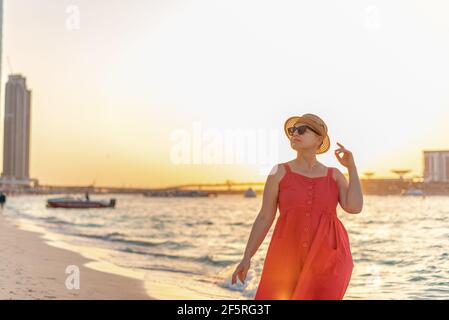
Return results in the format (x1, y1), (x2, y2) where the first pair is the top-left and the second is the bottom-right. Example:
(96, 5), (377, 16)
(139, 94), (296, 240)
(0, 213), (156, 300)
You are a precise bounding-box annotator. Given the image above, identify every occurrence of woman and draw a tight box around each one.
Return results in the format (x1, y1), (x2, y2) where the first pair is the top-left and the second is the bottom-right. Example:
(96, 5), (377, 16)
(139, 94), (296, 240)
(231, 113), (363, 300)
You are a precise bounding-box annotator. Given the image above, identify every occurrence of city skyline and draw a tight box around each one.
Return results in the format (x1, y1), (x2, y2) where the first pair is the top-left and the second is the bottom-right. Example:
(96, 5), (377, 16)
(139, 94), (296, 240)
(1, 0), (449, 188)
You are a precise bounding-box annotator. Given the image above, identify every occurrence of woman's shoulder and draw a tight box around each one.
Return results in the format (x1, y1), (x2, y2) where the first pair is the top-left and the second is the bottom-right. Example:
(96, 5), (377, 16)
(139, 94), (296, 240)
(266, 162), (288, 182)
(328, 166), (346, 184)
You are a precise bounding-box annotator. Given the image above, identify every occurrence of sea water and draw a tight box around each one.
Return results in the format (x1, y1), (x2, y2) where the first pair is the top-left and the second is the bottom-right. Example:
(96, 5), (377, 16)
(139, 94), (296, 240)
(4, 194), (449, 299)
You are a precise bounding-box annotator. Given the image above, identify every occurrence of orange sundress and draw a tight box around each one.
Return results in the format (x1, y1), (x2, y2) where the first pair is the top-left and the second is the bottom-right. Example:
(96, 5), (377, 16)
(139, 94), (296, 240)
(254, 162), (354, 300)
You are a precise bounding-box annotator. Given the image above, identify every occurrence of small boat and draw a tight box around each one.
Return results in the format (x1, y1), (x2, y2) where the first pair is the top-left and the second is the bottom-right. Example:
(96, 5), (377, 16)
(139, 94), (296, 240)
(173, 190), (211, 197)
(143, 190), (212, 197)
(244, 188), (257, 198)
(401, 187), (426, 197)
(47, 197), (116, 208)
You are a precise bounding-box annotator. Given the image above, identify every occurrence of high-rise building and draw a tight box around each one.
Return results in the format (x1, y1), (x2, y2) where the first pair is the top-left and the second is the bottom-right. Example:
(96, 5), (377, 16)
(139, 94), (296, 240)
(423, 150), (449, 183)
(1, 74), (36, 186)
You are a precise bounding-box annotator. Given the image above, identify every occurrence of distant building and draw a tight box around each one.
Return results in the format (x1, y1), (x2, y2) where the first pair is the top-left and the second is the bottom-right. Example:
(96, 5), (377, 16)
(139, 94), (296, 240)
(0, 74), (38, 187)
(423, 150), (449, 183)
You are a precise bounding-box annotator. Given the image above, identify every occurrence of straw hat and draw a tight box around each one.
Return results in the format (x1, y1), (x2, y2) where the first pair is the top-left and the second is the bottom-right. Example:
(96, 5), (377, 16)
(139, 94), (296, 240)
(283, 113), (330, 154)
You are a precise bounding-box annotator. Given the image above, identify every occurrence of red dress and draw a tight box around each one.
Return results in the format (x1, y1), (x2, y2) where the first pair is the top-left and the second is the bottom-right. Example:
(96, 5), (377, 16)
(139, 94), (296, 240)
(254, 162), (354, 300)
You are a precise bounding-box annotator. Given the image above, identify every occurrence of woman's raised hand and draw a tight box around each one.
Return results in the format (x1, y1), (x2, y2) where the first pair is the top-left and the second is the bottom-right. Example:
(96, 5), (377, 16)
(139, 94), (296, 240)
(334, 142), (355, 168)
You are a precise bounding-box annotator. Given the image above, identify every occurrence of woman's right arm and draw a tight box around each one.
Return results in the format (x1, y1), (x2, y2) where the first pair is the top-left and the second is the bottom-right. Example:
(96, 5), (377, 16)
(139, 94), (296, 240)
(231, 164), (285, 284)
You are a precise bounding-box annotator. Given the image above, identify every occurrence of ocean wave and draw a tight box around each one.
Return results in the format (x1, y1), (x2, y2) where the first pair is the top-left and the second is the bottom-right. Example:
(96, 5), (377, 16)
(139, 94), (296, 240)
(139, 265), (202, 276)
(6, 208), (104, 229)
(185, 220), (214, 226)
(120, 247), (235, 267)
(68, 232), (193, 250)
(43, 216), (104, 228)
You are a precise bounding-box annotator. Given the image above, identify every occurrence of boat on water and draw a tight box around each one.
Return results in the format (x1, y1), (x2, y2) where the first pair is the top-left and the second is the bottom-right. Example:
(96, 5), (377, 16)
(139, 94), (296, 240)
(46, 196), (116, 208)
(401, 187), (426, 197)
(143, 190), (215, 197)
(244, 188), (257, 198)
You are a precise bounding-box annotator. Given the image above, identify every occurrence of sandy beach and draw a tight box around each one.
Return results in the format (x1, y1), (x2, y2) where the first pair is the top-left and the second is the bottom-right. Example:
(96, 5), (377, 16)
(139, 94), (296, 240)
(0, 214), (155, 300)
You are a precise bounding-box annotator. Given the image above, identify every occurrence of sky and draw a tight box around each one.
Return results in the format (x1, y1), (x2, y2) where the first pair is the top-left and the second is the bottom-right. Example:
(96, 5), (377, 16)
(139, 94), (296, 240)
(1, 0), (449, 188)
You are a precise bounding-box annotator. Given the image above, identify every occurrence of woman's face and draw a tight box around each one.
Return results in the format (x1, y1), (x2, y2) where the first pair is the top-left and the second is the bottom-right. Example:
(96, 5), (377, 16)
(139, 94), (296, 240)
(289, 122), (323, 152)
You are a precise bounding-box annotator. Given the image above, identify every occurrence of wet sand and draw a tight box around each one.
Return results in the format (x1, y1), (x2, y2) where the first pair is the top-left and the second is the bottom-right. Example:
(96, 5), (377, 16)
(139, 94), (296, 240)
(0, 214), (155, 299)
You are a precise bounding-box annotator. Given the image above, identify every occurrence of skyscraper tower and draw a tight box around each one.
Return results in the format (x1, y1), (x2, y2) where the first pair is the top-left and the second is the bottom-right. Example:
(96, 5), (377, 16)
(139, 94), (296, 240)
(1, 74), (33, 186)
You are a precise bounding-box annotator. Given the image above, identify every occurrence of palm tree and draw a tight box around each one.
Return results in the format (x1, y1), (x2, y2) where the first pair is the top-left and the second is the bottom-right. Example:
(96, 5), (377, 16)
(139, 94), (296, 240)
(363, 171), (375, 179)
(391, 169), (411, 180)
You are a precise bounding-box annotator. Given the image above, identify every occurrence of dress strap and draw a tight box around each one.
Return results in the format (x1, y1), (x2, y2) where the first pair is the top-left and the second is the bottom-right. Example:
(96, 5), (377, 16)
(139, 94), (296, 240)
(283, 162), (291, 172)
(327, 167), (332, 178)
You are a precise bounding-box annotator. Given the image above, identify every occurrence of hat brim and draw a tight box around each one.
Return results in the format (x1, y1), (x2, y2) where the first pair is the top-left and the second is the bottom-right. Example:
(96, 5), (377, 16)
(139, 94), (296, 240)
(284, 116), (330, 155)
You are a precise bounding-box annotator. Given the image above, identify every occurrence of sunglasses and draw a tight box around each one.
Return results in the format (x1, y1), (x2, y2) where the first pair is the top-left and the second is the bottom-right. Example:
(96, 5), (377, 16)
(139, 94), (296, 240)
(287, 125), (321, 136)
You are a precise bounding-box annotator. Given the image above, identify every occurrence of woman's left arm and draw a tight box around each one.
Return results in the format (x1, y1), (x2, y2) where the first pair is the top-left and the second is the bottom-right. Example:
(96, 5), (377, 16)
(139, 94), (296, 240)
(334, 142), (364, 214)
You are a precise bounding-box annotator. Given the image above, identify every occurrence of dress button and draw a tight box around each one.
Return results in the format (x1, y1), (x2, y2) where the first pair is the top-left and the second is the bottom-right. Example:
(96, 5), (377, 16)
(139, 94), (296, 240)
(304, 227), (309, 232)
(308, 186), (313, 190)
(302, 242), (308, 247)
(307, 200), (312, 204)
(305, 212), (310, 217)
